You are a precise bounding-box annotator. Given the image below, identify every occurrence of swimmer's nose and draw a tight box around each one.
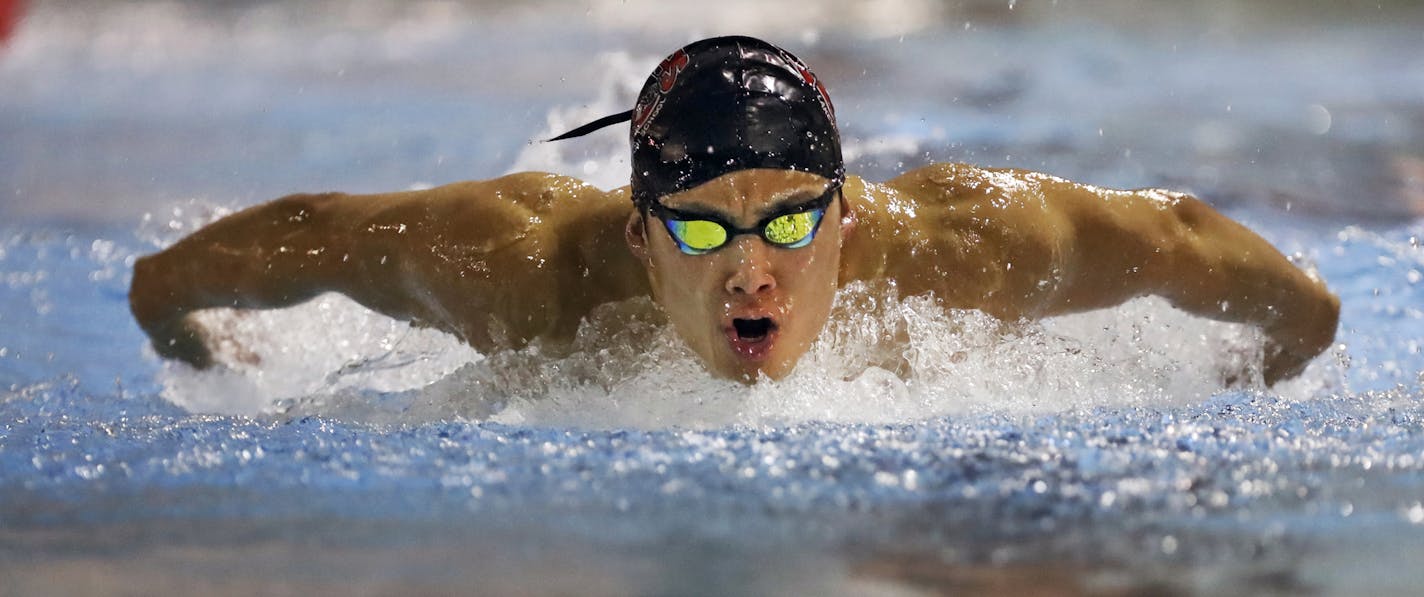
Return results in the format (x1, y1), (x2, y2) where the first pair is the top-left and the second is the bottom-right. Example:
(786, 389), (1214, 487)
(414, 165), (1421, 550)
(725, 239), (777, 295)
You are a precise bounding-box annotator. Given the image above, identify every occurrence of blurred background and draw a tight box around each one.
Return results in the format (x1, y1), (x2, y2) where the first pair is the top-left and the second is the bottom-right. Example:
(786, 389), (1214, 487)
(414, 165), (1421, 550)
(2, 0), (1421, 229)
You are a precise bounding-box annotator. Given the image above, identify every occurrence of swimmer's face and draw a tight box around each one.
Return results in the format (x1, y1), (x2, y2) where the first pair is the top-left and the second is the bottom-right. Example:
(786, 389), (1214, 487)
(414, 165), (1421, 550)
(626, 169), (854, 381)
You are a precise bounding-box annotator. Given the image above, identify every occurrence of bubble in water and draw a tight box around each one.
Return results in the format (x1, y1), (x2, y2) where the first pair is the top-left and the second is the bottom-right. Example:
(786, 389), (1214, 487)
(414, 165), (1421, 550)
(1305, 104), (1332, 135)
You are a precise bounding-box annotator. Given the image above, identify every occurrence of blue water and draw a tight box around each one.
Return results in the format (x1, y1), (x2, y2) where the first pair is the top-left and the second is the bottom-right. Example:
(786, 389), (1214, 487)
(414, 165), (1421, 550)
(3, 1), (1424, 594)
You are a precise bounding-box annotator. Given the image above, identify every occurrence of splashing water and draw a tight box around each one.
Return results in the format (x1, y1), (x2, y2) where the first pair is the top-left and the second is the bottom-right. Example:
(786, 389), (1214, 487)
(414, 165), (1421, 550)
(188, 281), (1331, 431)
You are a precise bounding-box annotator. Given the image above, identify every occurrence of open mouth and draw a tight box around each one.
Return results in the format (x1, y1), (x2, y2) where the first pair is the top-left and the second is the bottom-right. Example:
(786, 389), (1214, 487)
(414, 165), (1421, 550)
(726, 317), (779, 362)
(732, 317), (775, 341)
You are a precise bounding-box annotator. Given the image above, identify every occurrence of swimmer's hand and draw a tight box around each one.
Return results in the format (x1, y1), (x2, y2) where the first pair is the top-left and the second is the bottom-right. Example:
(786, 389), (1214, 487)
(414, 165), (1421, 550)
(141, 315), (215, 369)
(1261, 291), (1340, 386)
(130, 253), (216, 369)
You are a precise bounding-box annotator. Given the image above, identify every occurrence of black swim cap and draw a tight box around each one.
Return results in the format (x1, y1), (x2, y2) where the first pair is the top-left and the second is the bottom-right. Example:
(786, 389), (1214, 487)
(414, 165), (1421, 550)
(549, 36), (843, 208)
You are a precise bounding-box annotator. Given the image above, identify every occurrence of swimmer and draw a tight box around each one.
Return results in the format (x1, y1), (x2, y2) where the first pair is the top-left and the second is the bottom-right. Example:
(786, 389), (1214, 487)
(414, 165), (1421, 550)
(129, 36), (1340, 386)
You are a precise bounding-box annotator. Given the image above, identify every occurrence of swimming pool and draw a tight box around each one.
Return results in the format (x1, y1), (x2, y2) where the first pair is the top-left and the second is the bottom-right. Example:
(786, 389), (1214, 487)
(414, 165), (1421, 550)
(3, 1), (1423, 594)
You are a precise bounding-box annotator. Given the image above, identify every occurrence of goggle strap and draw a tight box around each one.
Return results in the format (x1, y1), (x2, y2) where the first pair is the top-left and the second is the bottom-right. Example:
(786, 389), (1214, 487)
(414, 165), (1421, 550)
(544, 110), (634, 142)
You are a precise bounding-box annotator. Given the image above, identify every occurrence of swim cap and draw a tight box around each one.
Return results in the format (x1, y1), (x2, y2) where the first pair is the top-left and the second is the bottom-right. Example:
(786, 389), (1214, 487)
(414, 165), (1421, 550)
(549, 36), (843, 208)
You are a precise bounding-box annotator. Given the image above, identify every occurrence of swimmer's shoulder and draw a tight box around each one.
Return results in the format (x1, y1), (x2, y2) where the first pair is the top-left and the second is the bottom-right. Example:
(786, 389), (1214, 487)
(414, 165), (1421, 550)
(880, 162), (1193, 208)
(878, 162), (1061, 204)
(845, 164), (1077, 312)
(340, 172), (626, 254)
(848, 162), (1046, 225)
(418, 172), (619, 211)
(369, 172), (627, 227)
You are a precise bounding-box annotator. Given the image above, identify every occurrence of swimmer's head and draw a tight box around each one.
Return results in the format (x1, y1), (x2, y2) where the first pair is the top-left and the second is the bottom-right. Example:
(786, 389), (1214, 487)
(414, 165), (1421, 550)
(625, 35), (843, 209)
(550, 35), (844, 208)
(554, 37), (852, 382)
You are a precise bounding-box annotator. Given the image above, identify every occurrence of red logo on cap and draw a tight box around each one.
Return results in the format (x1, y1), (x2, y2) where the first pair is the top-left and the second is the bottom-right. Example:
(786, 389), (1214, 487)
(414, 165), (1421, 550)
(632, 49), (689, 138)
(657, 49), (689, 93)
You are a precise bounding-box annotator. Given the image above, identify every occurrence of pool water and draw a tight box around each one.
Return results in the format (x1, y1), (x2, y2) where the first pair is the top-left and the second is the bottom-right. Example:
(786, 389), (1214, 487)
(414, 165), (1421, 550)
(3, 1), (1424, 594)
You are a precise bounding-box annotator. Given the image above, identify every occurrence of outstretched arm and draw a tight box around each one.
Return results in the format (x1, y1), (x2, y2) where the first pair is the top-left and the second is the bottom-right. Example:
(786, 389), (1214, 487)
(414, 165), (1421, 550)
(1036, 178), (1338, 385)
(129, 173), (645, 368)
(856, 164), (1340, 385)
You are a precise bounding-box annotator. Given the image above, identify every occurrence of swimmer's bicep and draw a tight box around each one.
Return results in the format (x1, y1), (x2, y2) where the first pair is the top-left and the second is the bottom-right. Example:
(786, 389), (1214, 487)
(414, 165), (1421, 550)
(985, 183), (1187, 316)
(1040, 185), (1263, 315)
(302, 185), (530, 327)
(352, 181), (567, 344)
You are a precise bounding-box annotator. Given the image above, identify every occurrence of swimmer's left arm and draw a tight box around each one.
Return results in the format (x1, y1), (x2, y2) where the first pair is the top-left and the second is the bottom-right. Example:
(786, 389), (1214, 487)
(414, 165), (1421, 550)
(1005, 173), (1340, 386)
(869, 164), (1339, 386)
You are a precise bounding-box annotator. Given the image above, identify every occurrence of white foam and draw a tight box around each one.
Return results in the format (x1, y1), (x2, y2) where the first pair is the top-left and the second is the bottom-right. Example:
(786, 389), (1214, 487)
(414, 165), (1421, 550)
(158, 294), (479, 417)
(155, 278), (1340, 429)
(480, 284), (1341, 430)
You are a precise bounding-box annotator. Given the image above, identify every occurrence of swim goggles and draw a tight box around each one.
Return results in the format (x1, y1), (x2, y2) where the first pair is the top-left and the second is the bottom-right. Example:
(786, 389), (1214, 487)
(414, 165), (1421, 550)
(649, 181), (841, 255)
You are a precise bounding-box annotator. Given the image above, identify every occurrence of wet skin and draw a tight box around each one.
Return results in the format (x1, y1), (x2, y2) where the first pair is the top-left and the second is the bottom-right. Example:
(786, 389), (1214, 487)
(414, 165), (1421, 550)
(129, 164), (1341, 386)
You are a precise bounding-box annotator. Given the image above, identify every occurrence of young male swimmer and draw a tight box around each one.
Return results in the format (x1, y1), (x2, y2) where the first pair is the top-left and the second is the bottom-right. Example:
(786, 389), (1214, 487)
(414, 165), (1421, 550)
(129, 36), (1340, 387)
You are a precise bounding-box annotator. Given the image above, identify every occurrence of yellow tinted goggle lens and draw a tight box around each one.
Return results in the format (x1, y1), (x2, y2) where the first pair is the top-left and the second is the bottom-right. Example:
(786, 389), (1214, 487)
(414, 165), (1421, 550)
(763, 211), (819, 246)
(669, 219), (728, 251)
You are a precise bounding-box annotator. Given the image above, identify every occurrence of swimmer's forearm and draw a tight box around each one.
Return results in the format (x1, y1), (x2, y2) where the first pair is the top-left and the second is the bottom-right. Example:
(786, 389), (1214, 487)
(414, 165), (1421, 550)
(138, 193), (353, 307)
(129, 192), (372, 365)
(1153, 200), (1339, 383)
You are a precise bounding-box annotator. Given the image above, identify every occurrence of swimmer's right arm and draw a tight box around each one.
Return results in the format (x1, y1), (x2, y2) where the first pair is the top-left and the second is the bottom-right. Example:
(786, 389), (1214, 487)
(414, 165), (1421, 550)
(129, 190), (361, 368)
(129, 173), (643, 368)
